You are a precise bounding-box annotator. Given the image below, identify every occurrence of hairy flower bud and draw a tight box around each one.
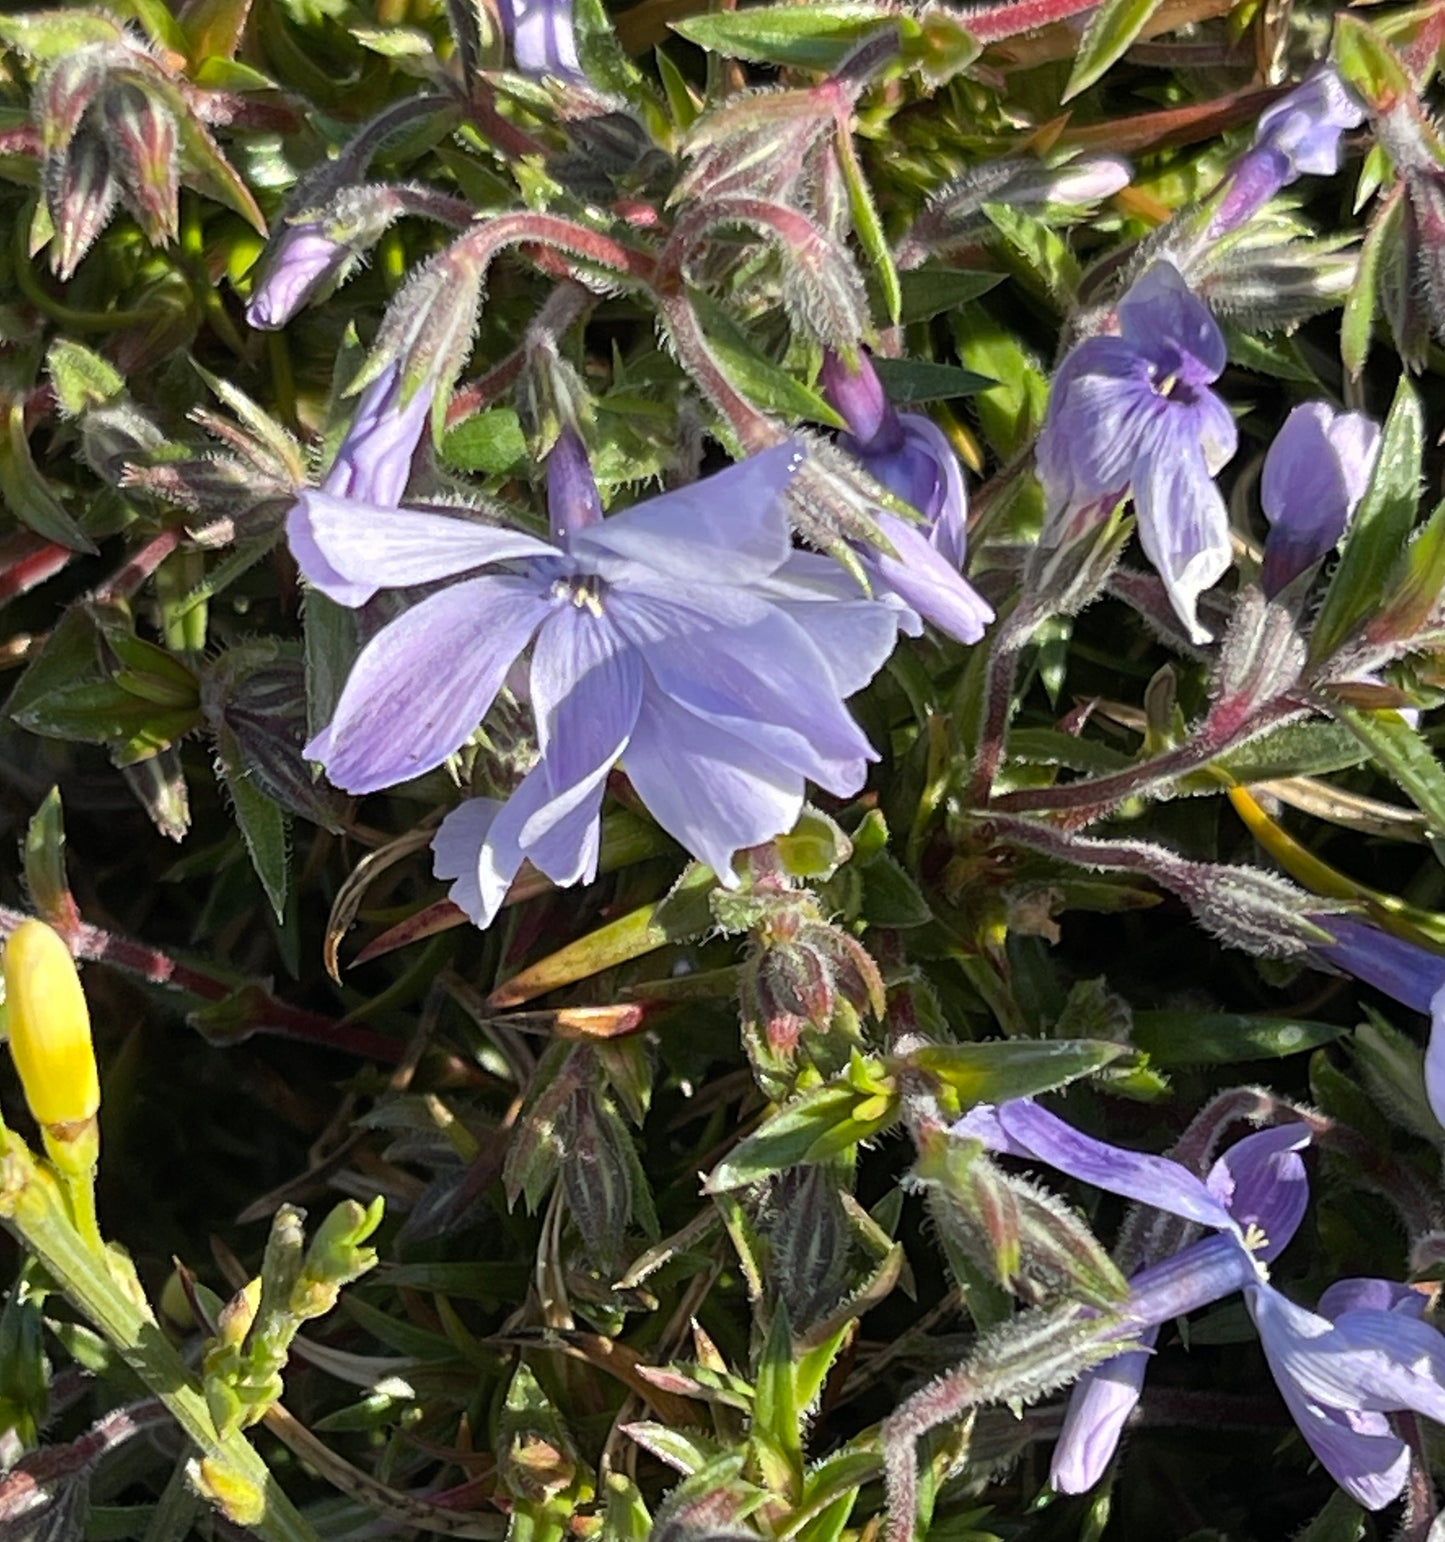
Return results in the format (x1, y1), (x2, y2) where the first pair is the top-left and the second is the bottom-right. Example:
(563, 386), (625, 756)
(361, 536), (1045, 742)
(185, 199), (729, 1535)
(322, 361), (437, 507)
(102, 81), (179, 247)
(3, 920), (99, 1136)
(48, 127), (118, 280)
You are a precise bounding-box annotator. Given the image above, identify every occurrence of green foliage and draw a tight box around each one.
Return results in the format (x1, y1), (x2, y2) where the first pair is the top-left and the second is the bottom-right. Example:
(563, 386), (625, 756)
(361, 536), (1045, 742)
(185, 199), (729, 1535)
(1, 1), (1443, 1540)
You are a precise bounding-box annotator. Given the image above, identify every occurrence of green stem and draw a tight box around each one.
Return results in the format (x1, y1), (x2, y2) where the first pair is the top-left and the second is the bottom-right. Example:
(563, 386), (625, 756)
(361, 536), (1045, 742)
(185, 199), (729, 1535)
(0, 1132), (319, 1542)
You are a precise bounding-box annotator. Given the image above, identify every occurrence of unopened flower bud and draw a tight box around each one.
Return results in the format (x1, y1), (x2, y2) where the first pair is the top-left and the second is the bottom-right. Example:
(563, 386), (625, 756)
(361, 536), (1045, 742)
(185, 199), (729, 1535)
(102, 81), (179, 248)
(50, 130), (119, 280)
(3, 920), (99, 1137)
(1042, 154), (1132, 205)
(546, 427), (603, 539)
(1261, 401), (1381, 595)
(246, 222), (350, 330)
(322, 361), (436, 508)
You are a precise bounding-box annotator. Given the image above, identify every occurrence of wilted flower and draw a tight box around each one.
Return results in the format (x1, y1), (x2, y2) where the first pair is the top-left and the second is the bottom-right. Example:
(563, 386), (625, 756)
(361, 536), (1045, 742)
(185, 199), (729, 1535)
(247, 222), (350, 330)
(957, 1099), (1445, 1509)
(1036, 261), (1237, 643)
(1214, 67), (1366, 235)
(289, 434), (905, 928)
(1260, 402), (1381, 595)
(1314, 914), (1445, 1132)
(820, 349), (993, 644)
(498, 0), (582, 78)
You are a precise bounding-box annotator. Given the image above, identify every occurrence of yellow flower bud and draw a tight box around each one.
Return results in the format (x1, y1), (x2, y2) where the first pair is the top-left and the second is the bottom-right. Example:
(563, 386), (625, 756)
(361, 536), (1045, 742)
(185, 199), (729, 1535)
(3, 920), (99, 1130)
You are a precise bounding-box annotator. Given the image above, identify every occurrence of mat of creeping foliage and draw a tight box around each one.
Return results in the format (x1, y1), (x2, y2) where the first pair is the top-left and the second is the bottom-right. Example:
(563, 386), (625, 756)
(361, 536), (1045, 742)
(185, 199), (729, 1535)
(5, 0), (1445, 1537)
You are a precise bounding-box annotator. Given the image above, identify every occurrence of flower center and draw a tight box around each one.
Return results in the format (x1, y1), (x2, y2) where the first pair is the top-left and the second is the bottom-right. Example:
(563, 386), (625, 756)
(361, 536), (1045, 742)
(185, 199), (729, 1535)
(552, 574), (605, 617)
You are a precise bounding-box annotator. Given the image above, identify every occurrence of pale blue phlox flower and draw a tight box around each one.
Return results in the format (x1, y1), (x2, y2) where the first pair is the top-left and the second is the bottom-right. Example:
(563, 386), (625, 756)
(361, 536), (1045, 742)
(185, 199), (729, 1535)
(1035, 261), (1238, 644)
(954, 1098), (1445, 1508)
(287, 433), (905, 929)
(819, 349), (994, 645)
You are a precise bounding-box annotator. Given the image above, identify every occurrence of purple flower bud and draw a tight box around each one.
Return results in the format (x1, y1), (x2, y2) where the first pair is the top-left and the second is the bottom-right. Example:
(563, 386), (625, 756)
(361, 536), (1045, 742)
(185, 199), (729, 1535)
(497, 0), (582, 78)
(546, 427), (603, 540)
(321, 363), (436, 509)
(820, 349), (992, 644)
(1260, 401), (1381, 595)
(247, 223), (351, 330)
(1213, 67), (1365, 234)
(820, 350), (890, 447)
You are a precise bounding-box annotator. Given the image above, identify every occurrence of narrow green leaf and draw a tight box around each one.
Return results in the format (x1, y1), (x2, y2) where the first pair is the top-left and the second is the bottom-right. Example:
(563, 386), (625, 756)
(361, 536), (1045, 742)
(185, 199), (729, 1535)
(870, 357), (992, 404)
(672, 5), (895, 72)
(706, 1080), (900, 1191)
(1064, 0), (1166, 101)
(753, 1305), (802, 1466)
(897, 266), (1003, 325)
(654, 46), (702, 132)
(980, 203), (1081, 308)
(23, 787), (73, 922)
(690, 292), (847, 427)
(0, 10), (124, 57)
(1333, 706), (1445, 840)
(1332, 13), (1412, 113)
(216, 722), (289, 921)
(1310, 376), (1422, 661)
(904, 1038), (1124, 1105)
(0, 402), (96, 552)
(1210, 720), (1371, 783)
(1131, 1012), (1346, 1065)
(1342, 188), (1398, 380)
(836, 127), (900, 325)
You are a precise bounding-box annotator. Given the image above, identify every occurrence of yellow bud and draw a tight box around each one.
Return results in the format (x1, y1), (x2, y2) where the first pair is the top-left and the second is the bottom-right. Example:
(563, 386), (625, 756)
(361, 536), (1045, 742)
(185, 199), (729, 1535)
(3, 920), (99, 1130)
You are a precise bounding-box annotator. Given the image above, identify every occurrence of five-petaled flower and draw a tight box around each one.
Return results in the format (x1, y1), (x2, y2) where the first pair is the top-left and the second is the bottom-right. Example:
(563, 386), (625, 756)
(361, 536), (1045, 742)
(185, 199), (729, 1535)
(1036, 260), (1237, 644)
(955, 1098), (1445, 1508)
(1260, 401), (1381, 596)
(288, 432), (906, 928)
(820, 349), (994, 646)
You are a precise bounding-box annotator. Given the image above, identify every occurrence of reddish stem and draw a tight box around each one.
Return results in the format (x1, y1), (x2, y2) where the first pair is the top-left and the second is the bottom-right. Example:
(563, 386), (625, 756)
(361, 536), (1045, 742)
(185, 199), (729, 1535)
(989, 696), (1301, 827)
(0, 907), (401, 1063)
